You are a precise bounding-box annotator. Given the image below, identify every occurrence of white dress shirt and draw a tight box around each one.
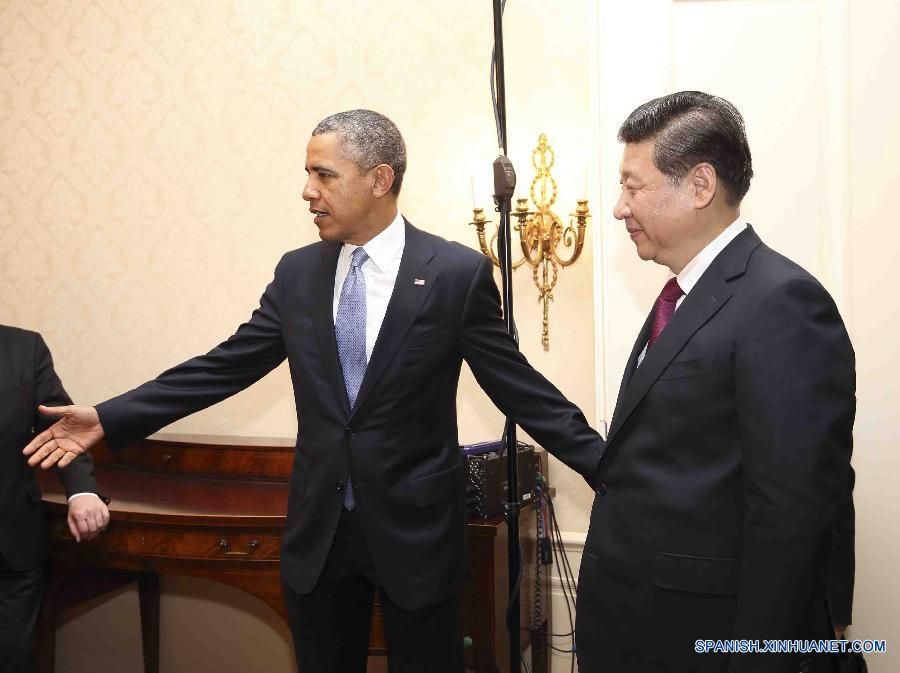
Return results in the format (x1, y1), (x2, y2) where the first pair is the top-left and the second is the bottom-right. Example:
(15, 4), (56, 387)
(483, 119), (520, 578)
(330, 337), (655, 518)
(637, 218), (747, 365)
(333, 211), (406, 361)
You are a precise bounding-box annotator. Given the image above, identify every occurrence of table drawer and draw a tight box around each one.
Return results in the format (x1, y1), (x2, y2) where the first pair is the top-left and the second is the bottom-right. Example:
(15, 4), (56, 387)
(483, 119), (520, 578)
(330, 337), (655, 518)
(49, 520), (281, 562)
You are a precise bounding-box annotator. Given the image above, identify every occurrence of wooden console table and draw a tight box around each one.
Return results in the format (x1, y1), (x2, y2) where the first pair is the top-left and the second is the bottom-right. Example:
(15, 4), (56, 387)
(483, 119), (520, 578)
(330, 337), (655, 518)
(36, 434), (550, 673)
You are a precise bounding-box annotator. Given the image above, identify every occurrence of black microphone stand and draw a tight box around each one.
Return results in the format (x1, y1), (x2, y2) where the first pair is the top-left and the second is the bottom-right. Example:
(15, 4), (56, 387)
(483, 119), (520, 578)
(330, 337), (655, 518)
(490, 1), (523, 671)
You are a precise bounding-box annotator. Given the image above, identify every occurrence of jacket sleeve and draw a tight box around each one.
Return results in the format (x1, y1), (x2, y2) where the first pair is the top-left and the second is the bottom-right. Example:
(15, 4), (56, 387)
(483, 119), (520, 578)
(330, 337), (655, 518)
(96, 260), (288, 451)
(730, 275), (855, 672)
(32, 333), (98, 497)
(827, 465), (856, 626)
(458, 254), (605, 483)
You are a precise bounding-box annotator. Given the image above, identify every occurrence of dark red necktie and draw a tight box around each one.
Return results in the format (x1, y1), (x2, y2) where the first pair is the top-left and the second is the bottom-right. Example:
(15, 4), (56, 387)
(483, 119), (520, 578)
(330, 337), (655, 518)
(647, 277), (684, 350)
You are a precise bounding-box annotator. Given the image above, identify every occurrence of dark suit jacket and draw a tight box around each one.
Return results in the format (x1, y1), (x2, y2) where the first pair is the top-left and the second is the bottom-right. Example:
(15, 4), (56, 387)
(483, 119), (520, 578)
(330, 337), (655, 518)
(96, 221), (605, 610)
(0, 325), (97, 571)
(577, 227), (855, 673)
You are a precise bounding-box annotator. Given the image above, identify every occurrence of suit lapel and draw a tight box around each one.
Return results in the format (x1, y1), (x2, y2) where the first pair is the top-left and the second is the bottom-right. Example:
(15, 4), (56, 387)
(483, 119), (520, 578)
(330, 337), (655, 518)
(349, 221), (437, 421)
(605, 226), (762, 447)
(310, 240), (351, 417)
(607, 308), (654, 442)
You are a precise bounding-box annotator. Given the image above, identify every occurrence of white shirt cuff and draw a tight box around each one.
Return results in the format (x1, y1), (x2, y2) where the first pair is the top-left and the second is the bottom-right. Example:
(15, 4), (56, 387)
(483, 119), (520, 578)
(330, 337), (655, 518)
(67, 492), (101, 503)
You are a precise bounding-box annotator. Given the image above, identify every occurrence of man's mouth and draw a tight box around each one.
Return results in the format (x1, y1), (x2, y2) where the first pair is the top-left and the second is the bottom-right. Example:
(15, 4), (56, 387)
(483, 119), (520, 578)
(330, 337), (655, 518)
(310, 208), (329, 224)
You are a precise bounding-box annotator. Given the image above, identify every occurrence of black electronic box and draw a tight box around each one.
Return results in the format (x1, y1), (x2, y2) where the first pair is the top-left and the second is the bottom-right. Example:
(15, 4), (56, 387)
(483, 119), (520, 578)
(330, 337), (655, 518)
(462, 440), (539, 519)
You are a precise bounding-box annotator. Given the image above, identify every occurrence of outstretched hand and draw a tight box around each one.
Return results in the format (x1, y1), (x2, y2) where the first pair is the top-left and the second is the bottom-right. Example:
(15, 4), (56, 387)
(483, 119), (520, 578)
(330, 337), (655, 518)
(23, 405), (105, 469)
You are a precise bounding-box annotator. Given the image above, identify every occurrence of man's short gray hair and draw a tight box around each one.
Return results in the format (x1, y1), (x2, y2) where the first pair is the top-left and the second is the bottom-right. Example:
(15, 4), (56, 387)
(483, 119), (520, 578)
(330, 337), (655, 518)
(312, 110), (407, 196)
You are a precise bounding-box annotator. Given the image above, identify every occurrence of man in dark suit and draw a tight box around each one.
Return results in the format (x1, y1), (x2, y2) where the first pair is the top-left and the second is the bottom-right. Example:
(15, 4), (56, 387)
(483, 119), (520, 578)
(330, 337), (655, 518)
(22, 110), (605, 673)
(574, 92), (856, 672)
(1, 325), (109, 672)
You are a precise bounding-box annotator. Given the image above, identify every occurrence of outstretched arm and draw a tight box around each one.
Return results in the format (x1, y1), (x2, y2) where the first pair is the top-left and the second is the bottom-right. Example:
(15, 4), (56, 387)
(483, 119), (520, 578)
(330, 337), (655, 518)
(24, 257), (288, 469)
(459, 255), (605, 483)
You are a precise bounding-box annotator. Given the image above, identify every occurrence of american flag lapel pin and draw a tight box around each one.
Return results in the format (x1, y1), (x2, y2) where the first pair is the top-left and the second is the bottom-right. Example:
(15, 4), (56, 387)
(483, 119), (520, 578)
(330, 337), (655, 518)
(414, 278), (426, 286)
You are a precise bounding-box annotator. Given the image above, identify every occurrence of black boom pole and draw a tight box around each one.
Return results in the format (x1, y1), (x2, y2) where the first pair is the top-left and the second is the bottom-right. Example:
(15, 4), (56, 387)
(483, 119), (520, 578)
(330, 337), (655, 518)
(490, 1), (522, 671)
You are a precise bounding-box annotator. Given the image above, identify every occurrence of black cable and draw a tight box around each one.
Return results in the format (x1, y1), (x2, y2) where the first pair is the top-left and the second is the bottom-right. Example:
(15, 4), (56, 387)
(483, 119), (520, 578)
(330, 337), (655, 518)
(548, 495), (579, 612)
(551, 544), (575, 647)
(547, 496), (577, 672)
(548, 506), (575, 637)
(490, 0), (509, 150)
(548, 495), (579, 604)
(550, 645), (575, 654)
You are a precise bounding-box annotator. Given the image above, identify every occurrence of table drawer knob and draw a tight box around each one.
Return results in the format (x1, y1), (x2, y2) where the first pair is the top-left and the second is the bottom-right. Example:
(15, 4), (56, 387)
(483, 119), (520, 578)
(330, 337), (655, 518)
(218, 538), (260, 556)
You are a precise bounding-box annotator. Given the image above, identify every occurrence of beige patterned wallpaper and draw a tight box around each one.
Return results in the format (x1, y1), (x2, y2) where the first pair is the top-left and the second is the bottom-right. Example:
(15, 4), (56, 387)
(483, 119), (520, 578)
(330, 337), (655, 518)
(0, 0), (598, 491)
(1, 6), (596, 668)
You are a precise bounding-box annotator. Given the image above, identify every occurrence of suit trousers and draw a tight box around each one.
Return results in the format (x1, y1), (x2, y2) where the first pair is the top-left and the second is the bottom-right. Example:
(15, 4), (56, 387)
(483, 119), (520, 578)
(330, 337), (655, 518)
(282, 508), (464, 673)
(0, 558), (44, 673)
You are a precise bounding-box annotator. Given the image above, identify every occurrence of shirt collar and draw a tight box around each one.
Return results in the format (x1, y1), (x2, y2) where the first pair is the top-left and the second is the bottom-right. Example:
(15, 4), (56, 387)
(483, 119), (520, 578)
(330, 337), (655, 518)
(342, 210), (405, 273)
(676, 218), (747, 296)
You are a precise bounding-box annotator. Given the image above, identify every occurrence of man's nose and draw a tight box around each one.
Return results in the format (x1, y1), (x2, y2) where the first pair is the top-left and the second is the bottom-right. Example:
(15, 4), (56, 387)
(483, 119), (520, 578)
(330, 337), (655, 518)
(613, 192), (629, 220)
(302, 180), (316, 202)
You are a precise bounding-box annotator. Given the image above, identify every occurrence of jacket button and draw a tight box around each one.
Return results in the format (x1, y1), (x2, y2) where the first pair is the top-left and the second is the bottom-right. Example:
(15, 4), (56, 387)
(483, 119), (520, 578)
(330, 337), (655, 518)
(345, 425), (354, 436)
(596, 482), (609, 496)
(336, 480), (344, 492)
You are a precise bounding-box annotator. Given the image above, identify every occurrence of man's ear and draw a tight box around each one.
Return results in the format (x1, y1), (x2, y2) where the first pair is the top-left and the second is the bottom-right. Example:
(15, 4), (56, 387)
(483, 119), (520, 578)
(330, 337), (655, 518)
(691, 162), (717, 209)
(372, 164), (396, 198)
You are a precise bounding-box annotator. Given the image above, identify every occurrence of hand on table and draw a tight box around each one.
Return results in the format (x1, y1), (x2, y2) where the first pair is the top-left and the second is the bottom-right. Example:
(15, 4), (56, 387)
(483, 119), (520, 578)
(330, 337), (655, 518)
(67, 494), (110, 542)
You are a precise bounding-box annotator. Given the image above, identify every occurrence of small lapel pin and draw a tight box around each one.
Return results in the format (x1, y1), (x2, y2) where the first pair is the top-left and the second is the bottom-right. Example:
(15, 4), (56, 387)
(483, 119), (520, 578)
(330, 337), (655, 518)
(414, 278), (426, 286)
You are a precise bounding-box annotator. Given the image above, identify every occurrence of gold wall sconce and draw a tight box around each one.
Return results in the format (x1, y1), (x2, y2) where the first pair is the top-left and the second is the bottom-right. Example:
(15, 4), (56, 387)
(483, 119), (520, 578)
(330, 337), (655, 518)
(469, 133), (590, 351)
